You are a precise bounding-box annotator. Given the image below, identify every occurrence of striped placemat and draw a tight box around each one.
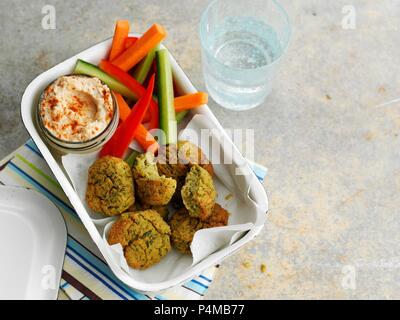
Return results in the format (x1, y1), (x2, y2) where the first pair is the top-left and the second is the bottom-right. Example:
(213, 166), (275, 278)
(0, 139), (267, 300)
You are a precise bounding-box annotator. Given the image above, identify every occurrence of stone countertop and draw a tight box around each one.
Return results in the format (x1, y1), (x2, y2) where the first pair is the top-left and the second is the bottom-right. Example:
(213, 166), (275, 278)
(1, 0), (400, 299)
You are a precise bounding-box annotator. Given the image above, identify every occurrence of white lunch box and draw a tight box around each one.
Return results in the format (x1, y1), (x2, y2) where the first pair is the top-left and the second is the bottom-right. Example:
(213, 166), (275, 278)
(21, 34), (268, 292)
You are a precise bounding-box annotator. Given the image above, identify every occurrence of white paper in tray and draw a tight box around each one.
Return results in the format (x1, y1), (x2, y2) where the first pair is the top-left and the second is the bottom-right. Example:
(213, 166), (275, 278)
(61, 114), (265, 284)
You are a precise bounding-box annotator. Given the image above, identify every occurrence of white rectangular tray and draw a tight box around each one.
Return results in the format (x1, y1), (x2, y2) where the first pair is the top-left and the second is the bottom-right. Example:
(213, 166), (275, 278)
(21, 34), (268, 292)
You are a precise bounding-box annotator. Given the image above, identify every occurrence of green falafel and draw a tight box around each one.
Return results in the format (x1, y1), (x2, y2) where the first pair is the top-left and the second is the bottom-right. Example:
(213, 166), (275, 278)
(127, 202), (169, 220)
(156, 141), (214, 205)
(132, 153), (177, 206)
(181, 165), (216, 221)
(108, 210), (171, 269)
(169, 208), (202, 254)
(86, 156), (135, 216)
(135, 177), (177, 206)
(170, 204), (229, 254)
(177, 140), (214, 176)
(132, 152), (159, 180)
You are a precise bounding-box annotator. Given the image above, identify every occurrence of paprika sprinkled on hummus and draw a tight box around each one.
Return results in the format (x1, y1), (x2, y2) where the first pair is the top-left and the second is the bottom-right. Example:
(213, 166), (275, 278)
(39, 75), (114, 142)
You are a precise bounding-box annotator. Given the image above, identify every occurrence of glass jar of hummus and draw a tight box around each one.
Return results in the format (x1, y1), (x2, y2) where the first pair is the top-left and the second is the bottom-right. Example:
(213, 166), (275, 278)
(36, 75), (119, 154)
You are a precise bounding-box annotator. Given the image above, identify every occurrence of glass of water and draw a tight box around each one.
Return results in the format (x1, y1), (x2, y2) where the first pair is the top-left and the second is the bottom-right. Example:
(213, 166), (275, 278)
(200, 0), (291, 111)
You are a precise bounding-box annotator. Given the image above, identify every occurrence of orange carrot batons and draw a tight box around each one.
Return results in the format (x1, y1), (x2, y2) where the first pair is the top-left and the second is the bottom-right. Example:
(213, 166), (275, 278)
(112, 24), (166, 71)
(174, 92), (209, 112)
(109, 20), (130, 61)
(114, 92), (131, 122)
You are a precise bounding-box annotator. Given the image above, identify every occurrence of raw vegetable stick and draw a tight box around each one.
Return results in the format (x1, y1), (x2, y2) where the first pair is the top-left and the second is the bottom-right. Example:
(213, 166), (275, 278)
(112, 24), (167, 71)
(114, 92), (131, 122)
(132, 47), (157, 84)
(142, 111), (151, 123)
(100, 75), (155, 158)
(175, 111), (188, 124)
(174, 92), (208, 112)
(156, 49), (177, 145)
(135, 125), (159, 154)
(100, 60), (148, 97)
(124, 36), (138, 49)
(115, 91), (159, 153)
(125, 150), (140, 167)
(109, 20), (130, 61)
(74, 59), (137, 100)
(99, 60), (159, 129)
(144, 93), (207, 124)
(148, 96), (159, 130)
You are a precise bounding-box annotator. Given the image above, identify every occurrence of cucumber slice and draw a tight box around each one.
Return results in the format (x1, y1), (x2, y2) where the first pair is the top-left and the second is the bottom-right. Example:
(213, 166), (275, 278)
(132, 48), (157, 85)
(73, 59), (137, 100)
(156, 50), (177, 145)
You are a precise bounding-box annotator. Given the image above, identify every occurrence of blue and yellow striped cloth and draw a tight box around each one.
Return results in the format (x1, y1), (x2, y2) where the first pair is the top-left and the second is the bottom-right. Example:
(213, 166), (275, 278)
(0, 139), (267, 300)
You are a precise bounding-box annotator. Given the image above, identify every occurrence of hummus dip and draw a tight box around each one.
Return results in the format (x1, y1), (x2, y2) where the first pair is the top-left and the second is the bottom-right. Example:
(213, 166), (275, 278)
(39, 75), (114, 142)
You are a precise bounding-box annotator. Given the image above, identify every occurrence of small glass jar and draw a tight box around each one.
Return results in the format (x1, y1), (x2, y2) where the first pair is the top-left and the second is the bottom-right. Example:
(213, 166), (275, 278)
(36, 75), (119, 155)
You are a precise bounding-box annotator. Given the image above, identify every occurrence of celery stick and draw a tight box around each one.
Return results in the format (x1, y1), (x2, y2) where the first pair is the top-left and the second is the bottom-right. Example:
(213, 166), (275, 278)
(133, 48), (157, 84)
(156, 49), (177, 145)
(73, 60), (137, 100)
(176, 111), (188, 124)
(125, 150), (140, 167)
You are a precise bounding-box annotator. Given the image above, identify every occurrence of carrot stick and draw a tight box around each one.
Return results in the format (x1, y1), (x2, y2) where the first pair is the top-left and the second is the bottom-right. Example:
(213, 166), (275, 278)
(114, 92), (131, 122)
(109, 20), (130, 61)
(136, 125), (159, 154)
(174, 92), (208, 112)
(122, 92), (207, 124)
(112, 24), (167, 71)
(124, 36), (138, 49)
(141, 92), (208, 123)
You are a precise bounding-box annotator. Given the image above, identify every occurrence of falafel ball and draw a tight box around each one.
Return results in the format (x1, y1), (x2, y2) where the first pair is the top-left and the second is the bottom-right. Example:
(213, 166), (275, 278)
(135, 177), (177, 206)
(86, 156), (134, 216)
(169, 208), (202, 254)
(203, 203), (230, 228)
(132, 152), (159, 180)
(156, 141), (213, 205)
(181, 165), (216, 221)
(156, 144), (187, 181)
(145, 205), (169, 220)
(170, 204), (229, 254)
(108, 210), (171, 269)
(157, 141), (213, 179)
(132, 153), (177, 206)
(177, 140), (214, 176)
(127, 202), (169, 220)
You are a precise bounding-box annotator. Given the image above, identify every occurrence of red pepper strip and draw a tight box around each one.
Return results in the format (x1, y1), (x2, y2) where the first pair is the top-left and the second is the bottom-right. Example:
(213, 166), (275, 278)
(148, 94), (159, 130)
(114, 91), (158, 153)
(99, 75), (155, 159)
(99, 60), (159, 129)
(142, 111), (151, 123)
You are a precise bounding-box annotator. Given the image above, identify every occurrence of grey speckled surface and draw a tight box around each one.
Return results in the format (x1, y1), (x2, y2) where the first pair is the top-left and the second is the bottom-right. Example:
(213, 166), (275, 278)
(1, 0), (400, 299)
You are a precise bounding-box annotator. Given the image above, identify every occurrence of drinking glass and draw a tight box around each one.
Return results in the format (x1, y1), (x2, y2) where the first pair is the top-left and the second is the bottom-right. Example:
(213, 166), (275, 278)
(199, 0), (291, 111)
